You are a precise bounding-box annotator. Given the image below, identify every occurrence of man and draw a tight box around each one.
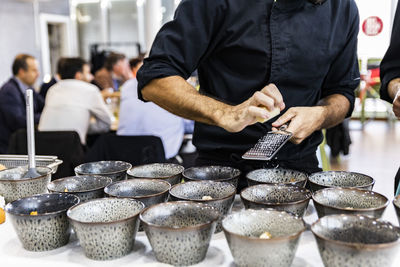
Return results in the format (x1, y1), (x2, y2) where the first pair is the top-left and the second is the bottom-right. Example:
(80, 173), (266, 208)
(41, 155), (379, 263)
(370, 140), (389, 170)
(0, 54), (44, 153)
(138, 0), (360, 187)
(93, 52), (131, 91)
(118, 57), (184, 160)
(39, 58), (112, 145)
(380, 0), (400, 193)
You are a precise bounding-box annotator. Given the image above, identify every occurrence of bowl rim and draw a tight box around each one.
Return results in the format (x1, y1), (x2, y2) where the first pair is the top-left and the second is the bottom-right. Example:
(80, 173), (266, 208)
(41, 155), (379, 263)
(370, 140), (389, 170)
(47, 175), (113, 193)
(311, 214), (400, 249)
(5, 193), (80, 216)
(308, 171), (375, 189)
(312, 187), (389, 212)
(74, 161), (132, 176)
(0, 166), (53, 182)
(104, 178), (171, 199)
(240, 184), (312, 206)
(127, 163), (184, 179)
(169, 180), (236, 202)
(393, 195), (400, 209)
(139, 201), (220, 231)
(67, 197), (145, 225)
(182, 165), (242, 182)
(245, 168), (308, 185)
(222, 209), (306, 242)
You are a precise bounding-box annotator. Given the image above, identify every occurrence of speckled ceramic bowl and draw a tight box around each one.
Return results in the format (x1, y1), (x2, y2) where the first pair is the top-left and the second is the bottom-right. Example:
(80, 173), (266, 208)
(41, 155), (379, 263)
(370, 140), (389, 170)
(308, 171), (375, 192)
(182, 166), (241, 188)
(169, 181), (236, 232)
(313, 188), (389, 218)
(140, 201), (220, 266)
(5, 193), (79, 251)
(127, 163), (184, 186)
(246, 168), (308, 188)
(0, 166), (52, 203)
(311, 214), (400, 267)
(67, 198), (144, 260)
(240, 184), (311, 217)
(393, 195), (400, 226)
(47, 175), (112, 202)
(75, 161), (132, 182)
(222, 209), (306, 267)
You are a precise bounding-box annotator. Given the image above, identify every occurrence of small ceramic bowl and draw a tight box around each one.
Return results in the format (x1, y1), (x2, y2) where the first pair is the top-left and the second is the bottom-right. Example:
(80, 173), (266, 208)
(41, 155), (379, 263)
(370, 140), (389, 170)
(222, 209), (306, 267)
(312, 187), (389, 218)
(240, 184), (311, 217)
(182, 166), (241, 188)
(140, 201), (220, 266)
(127, 163), (184, 186)
(308, 171), (375, 192)
(5, 193), (79, 251)
(67, 198), (144, 260)
(169, 180), (236, 232)
(246, 168), (308, 187)
(393, 195), (400, 226)
(0, 166), (52, 203)
(75, 161), (132, 182)
(47, 175), (112, 202)
(311, 214), (400, 267)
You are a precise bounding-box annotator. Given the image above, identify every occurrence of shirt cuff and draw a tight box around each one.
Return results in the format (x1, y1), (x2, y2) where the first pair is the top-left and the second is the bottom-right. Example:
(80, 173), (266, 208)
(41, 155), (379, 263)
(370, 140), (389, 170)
(380, 70), (400, 103)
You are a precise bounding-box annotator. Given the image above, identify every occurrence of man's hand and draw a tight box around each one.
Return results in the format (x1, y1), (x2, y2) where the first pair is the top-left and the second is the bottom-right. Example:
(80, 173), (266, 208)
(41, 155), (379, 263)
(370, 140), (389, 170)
(271, 106), (327, 144)
(393, 91), (400, 118)
(388, 78), (400, 118)
(218, 84), (285, 132)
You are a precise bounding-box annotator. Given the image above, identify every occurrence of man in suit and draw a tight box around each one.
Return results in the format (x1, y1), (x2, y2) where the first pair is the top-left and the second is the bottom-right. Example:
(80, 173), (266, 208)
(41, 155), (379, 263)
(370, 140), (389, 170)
(0, 54), (44, 153)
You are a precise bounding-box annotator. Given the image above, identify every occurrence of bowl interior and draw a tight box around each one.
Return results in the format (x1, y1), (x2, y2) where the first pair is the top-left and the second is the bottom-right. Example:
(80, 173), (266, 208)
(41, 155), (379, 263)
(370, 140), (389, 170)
(246, 168), (307, 184)
(394, 195), (400, 209)
(223, 209), (305, 238)
(0, 166), (51, 181)
(141, 202), (219, 228)
(105, 179), (170, 197)
(128, 163), (184, 178)
(170, 181), (236, 201)
(312, 215), (400, 244)
(183, 166), (240, 181)
(241, 184), (310, 204)
(6, 193), (79, 215)
(68, 198), (144, 223)
(313, 188), (388, 209)
(309, 171), (374, 188)
(75, 161), (131, 175)
(48, 176), (111, 193)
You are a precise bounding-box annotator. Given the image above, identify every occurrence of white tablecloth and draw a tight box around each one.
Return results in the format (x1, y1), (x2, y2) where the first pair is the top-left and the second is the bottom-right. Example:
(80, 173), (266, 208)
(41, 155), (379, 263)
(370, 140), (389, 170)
(1, 198), (399, 267)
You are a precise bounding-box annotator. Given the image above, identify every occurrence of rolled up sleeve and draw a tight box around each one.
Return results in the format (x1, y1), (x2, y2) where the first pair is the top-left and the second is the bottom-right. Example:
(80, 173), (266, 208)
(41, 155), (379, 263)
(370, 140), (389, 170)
(137, 0), (225, 100)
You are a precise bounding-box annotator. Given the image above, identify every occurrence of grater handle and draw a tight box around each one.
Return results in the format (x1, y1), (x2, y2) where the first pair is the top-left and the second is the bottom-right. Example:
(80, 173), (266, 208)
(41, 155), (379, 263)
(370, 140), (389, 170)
(279, 123), (289, 131)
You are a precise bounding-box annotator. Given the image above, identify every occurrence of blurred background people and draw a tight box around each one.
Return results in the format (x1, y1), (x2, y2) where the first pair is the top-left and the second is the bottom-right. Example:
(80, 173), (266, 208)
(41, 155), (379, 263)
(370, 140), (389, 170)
(39, 57), (112, 145)
(0, 54), (43, 153)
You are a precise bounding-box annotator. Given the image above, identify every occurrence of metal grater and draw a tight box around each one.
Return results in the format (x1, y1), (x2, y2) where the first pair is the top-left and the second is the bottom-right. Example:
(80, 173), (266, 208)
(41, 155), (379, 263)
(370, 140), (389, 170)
(242, 125), (293, 161)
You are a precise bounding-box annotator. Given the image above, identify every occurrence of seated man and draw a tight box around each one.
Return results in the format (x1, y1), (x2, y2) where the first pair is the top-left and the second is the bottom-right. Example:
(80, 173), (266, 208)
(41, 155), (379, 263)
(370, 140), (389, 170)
(0, 54), (44, 153)
(39, 58), (112, 145)
(117, 57), (184, 160)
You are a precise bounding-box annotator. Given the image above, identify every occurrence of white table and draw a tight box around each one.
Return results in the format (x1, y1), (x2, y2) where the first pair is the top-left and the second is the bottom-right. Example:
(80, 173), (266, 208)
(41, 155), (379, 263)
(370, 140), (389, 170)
(1, 199), (399, 267)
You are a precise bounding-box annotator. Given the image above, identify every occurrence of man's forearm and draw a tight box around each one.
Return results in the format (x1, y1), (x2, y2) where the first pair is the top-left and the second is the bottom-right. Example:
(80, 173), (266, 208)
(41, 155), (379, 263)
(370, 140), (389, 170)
(388, 78), (400, 100)
(317, 94), (350, 130)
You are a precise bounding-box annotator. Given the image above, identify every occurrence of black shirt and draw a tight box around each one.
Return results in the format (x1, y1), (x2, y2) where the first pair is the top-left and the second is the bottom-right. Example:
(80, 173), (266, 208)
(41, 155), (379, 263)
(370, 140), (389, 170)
(138, 0), (360, 170)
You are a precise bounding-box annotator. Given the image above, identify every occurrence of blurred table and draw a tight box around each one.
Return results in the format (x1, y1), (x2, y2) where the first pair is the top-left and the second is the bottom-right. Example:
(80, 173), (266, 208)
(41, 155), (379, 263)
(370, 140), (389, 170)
(1, 197), (399, 267)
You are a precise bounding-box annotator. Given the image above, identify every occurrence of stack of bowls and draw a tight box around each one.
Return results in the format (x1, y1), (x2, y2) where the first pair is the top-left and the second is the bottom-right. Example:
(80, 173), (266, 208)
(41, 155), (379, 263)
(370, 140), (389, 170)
(128, 163), (184, 186)
(183, 166), (241, 188)
(0, 166), (52, 203)
(240, 184), (311, 217)
(308, 171), (375, 192)
(67, 198), (144, 260)
(312, 187), (389, 218)
(222, 209), (306, 267)
(140, 201), (219, 266)
(75, 161), (132, 182)
(311, 214), (400, 267)
(246, 168), (308, 187)
(169, 180), (236, 232)
(47, 175), (112, 202)
(6, 193), (79, 251)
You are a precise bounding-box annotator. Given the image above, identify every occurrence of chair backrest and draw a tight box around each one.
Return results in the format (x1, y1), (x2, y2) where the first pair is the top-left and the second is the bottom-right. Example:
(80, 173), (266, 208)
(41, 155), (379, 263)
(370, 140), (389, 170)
(8, 129), (85, 179)
(84, 133), (166, 166)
